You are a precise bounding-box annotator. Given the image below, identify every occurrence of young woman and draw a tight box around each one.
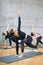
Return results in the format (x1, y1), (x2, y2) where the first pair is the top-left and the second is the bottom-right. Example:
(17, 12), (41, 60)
(31, 32), (43, 47)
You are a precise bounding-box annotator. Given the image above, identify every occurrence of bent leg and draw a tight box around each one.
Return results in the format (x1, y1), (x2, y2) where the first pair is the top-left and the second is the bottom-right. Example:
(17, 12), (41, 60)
(25, 42), (37, 48)
(39, 40), (43, 44)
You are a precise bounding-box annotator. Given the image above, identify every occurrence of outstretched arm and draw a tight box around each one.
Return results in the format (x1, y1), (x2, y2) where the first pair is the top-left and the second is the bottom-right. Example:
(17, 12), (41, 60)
(17, 16), (21, 32)
(31, 22), (36, 44)
(7, 19), (9, 31)
(31, 22), (35, 33)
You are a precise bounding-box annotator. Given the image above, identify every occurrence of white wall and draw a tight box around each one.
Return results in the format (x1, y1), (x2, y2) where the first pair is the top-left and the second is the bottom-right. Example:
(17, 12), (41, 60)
(0, 0), (43, 43)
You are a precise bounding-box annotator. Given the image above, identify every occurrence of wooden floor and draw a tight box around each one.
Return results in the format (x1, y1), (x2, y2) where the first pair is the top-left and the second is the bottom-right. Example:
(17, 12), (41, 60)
(0, 43), (43, 65)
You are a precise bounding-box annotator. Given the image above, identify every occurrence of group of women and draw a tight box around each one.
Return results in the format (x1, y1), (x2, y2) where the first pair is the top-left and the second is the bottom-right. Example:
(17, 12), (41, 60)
(2, 11), (43, 57)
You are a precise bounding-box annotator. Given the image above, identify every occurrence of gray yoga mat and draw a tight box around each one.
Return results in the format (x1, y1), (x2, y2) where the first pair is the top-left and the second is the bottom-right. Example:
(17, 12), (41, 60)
(0, 51), (43, 63)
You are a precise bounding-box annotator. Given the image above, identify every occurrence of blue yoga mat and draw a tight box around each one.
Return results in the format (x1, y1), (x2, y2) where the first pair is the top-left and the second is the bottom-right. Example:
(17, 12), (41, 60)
(0, 51), (43, 63)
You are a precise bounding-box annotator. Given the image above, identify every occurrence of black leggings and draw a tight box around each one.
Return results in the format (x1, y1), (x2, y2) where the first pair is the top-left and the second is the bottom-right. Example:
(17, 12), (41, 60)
(36, 36), (43, 47)
(21, 39), (37, 53)
(9, 36), (19, 55)
(9, 35), (25, 55)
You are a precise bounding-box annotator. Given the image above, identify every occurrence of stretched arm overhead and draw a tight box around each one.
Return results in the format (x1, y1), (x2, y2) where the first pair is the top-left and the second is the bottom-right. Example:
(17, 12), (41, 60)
(30, 22), (36, 44)
(17, 11), (21, 32)
(17, 11), (26, 39)
(7, 19), (9, 31)
(31, 22), (35, 33)
(18, 16), (21, 32)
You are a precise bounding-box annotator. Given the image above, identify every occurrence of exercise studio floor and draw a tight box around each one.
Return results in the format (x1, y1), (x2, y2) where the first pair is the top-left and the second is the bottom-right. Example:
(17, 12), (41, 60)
(0, 43), (43, 65)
